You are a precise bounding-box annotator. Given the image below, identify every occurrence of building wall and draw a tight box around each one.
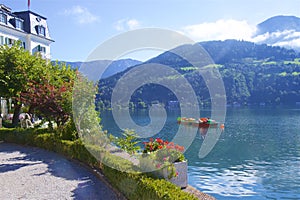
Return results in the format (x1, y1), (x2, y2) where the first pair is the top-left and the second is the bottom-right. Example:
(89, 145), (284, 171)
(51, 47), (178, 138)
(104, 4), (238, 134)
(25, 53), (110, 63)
(0, 25), (27, 47)
(0, 4), (53, 59)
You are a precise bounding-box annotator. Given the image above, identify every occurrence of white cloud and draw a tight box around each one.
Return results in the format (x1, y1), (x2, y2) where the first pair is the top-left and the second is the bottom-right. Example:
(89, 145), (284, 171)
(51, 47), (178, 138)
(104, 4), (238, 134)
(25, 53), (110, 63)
(252, 29), (300, 50)
(114, 18), (141, 31)
(182, 19), (257, 42)
(274, 38), (300, 48)
(182, 19), (300, 50)
(63, 6), (100, 25)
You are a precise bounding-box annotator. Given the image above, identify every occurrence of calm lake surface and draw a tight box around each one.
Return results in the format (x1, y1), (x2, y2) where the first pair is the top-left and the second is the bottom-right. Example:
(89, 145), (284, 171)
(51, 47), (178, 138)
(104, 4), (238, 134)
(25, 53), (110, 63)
(100, 107), (300, 199)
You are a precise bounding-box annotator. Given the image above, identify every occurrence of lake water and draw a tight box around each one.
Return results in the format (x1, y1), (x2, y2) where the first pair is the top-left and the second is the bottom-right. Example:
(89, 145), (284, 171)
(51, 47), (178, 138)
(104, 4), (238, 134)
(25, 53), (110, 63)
(100, 107), (300, 199)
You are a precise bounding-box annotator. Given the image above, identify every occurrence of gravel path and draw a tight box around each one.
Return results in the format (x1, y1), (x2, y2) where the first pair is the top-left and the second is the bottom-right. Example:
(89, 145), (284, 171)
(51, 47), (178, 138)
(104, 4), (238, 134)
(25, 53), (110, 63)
(0, 142), (121, 200)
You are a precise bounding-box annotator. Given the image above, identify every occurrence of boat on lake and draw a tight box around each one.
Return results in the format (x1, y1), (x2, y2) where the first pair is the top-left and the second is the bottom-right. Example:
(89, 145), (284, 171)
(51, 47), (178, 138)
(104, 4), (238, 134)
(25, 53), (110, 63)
(177, 117), (223, 128)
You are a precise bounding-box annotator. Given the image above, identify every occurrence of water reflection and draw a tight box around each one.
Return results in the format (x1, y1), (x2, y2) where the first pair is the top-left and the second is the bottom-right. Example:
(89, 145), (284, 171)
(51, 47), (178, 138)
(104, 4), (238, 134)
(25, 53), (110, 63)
(101, 107), (300, 199)
(188, 157), (300, 199)
(189, 163), (260, 198)
(199, 127), (208, 139)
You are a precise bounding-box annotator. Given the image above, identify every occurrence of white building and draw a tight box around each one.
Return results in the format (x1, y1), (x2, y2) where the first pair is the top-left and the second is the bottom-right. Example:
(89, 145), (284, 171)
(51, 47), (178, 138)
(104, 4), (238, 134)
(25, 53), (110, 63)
(0, 4), (54, 59)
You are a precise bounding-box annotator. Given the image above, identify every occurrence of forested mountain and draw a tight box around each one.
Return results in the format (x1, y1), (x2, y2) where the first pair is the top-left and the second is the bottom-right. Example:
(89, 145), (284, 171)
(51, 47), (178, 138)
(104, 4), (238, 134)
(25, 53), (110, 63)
(96, 40), (300, 109)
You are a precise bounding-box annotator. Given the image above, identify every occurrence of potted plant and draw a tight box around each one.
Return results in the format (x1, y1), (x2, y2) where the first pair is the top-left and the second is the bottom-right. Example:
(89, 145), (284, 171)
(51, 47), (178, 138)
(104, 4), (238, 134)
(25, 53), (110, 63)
(142, 138), (188, 188)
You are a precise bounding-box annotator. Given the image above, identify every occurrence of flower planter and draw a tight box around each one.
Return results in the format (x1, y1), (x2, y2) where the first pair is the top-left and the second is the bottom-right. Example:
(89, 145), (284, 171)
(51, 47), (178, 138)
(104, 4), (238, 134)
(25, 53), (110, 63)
(162, 161), (188, 188)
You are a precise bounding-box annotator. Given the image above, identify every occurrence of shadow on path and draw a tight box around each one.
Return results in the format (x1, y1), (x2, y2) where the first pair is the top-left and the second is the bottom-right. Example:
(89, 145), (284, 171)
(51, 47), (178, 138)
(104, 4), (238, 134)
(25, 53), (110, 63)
(0, 142), (122, 200)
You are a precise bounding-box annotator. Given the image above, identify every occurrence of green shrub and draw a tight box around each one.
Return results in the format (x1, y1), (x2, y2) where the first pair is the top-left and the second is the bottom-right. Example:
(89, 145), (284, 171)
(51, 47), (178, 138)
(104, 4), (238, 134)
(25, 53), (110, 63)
(55, 119), (78, 141)
(2, 120), (15, 128)
(110, 129), (141, 155)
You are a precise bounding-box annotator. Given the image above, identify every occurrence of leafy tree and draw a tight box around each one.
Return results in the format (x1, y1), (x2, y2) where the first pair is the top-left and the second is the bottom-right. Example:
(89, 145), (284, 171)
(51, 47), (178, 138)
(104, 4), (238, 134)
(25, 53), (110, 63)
(0, 42), (76, 127)
(0, 42), (47, 125)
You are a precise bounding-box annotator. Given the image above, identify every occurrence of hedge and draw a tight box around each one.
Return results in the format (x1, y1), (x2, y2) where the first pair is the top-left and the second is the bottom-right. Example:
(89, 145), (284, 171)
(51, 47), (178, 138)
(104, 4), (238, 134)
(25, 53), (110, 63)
(0, 128), (198, 200)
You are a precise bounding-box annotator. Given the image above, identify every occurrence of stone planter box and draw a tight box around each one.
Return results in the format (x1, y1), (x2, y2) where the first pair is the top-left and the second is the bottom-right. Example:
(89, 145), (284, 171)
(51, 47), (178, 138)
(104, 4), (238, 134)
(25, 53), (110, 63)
(162, 161), (188, 188)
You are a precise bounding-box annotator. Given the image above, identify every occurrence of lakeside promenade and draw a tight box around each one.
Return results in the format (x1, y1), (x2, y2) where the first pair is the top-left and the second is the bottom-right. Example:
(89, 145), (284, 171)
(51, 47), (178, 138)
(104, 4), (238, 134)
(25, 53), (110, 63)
(0, 142), (122, 200)
(0, 142), (215, 200)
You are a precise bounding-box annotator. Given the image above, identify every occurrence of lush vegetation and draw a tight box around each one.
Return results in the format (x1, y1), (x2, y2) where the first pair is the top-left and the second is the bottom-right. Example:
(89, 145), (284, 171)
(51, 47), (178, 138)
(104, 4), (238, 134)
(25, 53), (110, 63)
(0, 42), (76, 127)
(97, 40), (300, 108)
(0, 129), (197, 200)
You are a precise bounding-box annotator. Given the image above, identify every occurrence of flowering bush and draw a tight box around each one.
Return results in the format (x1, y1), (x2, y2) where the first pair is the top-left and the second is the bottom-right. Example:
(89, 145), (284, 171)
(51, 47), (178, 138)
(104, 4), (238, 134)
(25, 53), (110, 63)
(143, 138), (184, 155)
(142, 138), (185, 179)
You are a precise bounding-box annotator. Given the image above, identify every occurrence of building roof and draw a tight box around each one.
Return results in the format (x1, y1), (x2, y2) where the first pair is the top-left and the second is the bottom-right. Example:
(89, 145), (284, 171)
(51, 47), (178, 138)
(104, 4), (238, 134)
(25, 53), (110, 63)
(13, 10), (47, 20)
(0, 4), (11, 13)
(0, 4), (53, 42)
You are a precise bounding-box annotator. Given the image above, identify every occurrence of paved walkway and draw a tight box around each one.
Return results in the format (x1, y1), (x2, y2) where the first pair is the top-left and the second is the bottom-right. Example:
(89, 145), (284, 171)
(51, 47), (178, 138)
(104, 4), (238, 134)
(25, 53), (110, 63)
(0, 142), (121, 200)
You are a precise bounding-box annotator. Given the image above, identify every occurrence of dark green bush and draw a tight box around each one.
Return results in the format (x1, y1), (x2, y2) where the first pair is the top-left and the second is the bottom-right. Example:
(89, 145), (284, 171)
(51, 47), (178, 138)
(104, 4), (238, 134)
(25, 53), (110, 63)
(55, 119), (78, 141)
(2, 120), (15, 128)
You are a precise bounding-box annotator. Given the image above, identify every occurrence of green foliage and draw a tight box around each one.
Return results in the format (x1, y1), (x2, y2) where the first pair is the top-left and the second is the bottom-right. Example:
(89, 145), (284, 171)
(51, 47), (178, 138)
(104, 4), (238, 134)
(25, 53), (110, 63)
(279, 72), (288, 77)
(0, 42), (47, 125)
(55, 118), (78, 140)
(110, 129), (141, 155)
(180, 66), (198, 71)
(292, 72), (300, 76)
(72, 73), (103, 139)
(0, 41), (40, 98)
(0, 43), (76, 126)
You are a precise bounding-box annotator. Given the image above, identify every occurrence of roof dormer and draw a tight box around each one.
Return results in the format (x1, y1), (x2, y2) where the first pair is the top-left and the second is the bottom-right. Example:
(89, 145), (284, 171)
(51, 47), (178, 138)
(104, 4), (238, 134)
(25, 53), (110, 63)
(35, 25), (45, 36)
(0, 11), (7, 24)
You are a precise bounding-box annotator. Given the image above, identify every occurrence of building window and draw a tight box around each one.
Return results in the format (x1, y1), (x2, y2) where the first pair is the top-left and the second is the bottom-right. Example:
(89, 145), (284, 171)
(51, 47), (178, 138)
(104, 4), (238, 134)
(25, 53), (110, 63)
(0, 36), (4, 45)
(36, 25), (46, 36)
(37, 45), (46, 53)
(15, 19), (23, 30)
(5, 37), (15, 45)
(0, 13), (7, 24)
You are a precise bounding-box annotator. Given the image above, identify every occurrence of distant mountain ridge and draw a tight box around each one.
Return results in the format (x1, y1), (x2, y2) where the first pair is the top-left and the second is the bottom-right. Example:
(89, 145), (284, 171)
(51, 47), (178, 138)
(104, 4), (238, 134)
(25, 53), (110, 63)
(256, 15), (300, 35)
(254, 15), (300, 51)
(97, 40), (300, 108)
(145, 40), (298, 66)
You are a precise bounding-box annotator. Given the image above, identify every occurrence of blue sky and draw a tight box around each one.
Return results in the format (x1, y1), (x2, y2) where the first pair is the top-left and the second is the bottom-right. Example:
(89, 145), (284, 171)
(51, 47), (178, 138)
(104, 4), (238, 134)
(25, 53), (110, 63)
(2, 0), (300, 61)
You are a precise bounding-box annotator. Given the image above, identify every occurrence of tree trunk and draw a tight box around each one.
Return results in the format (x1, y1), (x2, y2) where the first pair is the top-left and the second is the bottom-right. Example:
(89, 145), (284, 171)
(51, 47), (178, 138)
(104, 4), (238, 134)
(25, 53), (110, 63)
(12, 104), (21, 127)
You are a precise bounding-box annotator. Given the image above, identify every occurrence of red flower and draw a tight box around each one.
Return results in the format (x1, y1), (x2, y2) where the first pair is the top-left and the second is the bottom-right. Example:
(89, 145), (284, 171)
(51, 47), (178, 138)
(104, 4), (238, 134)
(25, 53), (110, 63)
(175, 145), (184, 152)
(168, 142), (175, 146)
(158, 145), (163, 149)
(156, 138), (164, 144)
